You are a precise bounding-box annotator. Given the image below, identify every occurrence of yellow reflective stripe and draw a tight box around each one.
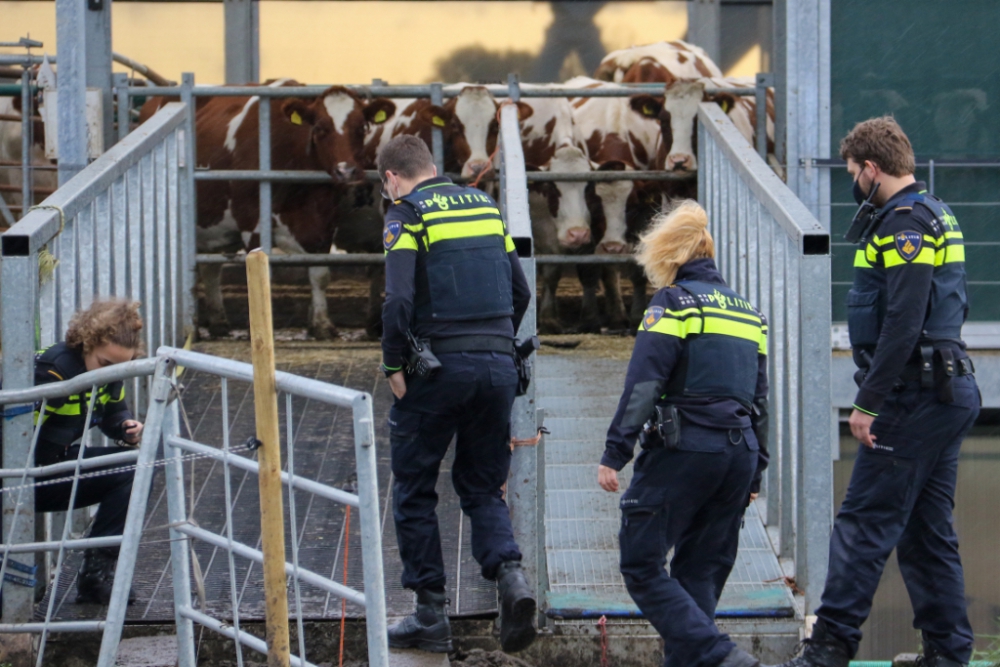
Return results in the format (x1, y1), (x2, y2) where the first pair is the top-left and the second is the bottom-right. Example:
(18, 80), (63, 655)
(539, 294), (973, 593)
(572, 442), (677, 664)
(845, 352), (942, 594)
(883, 246), (935, 268)
(758, 330), (768, 356)
(642, 315), (703, 338)
(701, 306), (760, 324)
(935, 244), (965, 265)
(854, 249), (873, 268)
(425, 219), (506, 244)
(702, 316), (765, 345)
(664, 307), (701, 318)
(404, 223), (424, 233)
(945, 231), (963, 241)
(386, 233), (418, 252)
(865, 244), (878, 264)
(505, 234), (515, 253)
(421, 206), (502, 221)
(45, 401), (82, 416)
(873, 235), (894, 246)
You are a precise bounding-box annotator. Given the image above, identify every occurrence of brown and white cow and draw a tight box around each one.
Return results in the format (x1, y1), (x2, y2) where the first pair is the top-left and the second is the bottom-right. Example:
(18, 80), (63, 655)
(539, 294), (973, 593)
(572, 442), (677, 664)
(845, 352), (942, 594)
(142, 79), (394, 339)
(594, 40), (723, 84)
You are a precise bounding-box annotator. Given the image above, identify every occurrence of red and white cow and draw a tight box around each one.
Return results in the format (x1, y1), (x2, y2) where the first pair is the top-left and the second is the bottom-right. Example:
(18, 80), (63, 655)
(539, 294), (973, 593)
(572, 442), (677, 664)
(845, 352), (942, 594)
(594, 40), (723, 84)
(141, 79), (394, 339)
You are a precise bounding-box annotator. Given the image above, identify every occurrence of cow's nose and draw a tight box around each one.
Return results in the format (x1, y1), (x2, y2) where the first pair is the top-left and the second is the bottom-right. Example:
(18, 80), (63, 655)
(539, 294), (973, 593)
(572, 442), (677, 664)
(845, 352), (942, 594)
(463, 160), (491, 178)
(336, 162), (360, 182)
(597, 241), (627, 255)
(668, 154), (695, 171)
(561, 227), (591, 248)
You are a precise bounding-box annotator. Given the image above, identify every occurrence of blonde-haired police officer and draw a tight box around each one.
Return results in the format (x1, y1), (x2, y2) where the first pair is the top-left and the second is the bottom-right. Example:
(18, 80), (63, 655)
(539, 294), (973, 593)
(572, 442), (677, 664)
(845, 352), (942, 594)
(378, 135), (536, 654)
(598, 200), (770, 667)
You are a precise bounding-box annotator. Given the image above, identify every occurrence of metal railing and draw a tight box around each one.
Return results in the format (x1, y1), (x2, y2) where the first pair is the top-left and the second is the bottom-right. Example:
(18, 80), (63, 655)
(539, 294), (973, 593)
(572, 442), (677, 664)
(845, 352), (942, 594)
(698, 101), (833, 612)
(155, 347), (387, 667)
(115, 74), (767, 267)
(0, 347), (388, 667)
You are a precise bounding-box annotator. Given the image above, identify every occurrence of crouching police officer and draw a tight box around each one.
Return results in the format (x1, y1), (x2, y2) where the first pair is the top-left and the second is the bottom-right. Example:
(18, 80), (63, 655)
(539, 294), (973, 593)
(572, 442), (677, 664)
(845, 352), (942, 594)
(777, 117), (980, 667)
(378, 135), (536, 653)
(33, 299), (145, 605)
(598, 201), (770, 667)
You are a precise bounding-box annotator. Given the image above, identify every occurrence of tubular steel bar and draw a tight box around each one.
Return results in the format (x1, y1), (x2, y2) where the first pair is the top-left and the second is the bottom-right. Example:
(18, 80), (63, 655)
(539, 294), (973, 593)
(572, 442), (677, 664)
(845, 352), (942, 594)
(193, 168), (694, 183)
(163, 400), (197, 667)
(0, 536), (123, 554)
(167, 436), (361, 508)
(0, 450), (140, 478)
(194, 253), (639, 266)
(697, 101), (832, 613)
(178, 606), (318, 667)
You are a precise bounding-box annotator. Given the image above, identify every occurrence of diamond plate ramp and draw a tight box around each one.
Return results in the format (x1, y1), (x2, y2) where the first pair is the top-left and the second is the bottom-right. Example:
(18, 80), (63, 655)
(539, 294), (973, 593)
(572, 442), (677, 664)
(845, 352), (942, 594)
(35, 345), (497, 623)
(537, 352), (795, 620)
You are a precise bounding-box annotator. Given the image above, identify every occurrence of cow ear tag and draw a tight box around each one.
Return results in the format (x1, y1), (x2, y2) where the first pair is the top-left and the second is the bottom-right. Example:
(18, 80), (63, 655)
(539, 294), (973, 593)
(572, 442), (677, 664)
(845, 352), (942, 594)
(643, 104), (655, 116)
(290, 111), (303, 125)
(432, 115), (446, 128)
(720, 100), (730, 113)
(373, 109), (387, 124)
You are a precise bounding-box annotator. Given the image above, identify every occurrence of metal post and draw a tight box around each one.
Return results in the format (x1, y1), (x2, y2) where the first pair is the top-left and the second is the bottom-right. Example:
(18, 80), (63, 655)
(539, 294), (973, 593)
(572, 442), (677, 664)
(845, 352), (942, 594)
(928, 158), (935, 196)
(258, 94), (272, 254)
(755, 73), (772, 161)
(85, 0), (114, 151)
(352, 394), (389, 667)
(97, 357), (175, 667)
(162, 399), (197, 667)
(245, 250), (291, 667)
(224, 0), (260, 84)
(430, 82), (445, 176)
(56, 0), (89, 184)
(687, 0), (721, 64)
(179, 73), (198, 335)
(796, 253), (833, 612)
(0, 241), (39, 625)
(20, 67), (33, 217)
(113, 71), (130, 143)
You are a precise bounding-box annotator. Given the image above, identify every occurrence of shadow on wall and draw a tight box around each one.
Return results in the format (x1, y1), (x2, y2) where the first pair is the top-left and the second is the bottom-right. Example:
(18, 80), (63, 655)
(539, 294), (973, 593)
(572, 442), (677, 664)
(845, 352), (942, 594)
(429, 45), (537, 84)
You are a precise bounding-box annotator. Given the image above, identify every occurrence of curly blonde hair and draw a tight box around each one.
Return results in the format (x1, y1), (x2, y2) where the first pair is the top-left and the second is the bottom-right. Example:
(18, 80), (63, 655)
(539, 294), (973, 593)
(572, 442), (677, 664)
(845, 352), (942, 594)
(636, 200), (715, 289)
(65, 299), (144, 357)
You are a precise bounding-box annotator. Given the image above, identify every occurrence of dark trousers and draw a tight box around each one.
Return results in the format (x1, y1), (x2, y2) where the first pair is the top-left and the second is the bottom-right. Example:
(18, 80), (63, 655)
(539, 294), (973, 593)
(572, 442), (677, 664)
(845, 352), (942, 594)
(618, 423), (757, 667)
(817, 374), (980, 663)
(389, 351), (522, 592)
(34, 444), (136, 541)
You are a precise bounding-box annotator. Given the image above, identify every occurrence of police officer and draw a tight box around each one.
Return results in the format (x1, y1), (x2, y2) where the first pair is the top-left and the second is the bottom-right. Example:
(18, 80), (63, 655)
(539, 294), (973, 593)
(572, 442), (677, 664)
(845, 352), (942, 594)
(378, 135), (536, 653)
(598, 201), (769, 667)
(33, 299), (145, 604)
(777, 117), (979, 667)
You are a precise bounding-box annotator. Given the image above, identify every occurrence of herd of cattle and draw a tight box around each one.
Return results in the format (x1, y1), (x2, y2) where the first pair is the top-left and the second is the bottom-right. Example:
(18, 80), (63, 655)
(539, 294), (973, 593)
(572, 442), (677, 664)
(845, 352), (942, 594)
(1, 40), (775, 339)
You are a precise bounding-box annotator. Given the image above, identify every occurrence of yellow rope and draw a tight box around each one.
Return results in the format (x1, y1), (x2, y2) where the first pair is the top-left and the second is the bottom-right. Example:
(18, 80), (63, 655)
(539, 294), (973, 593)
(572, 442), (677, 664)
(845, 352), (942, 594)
(26, 205), (66, 286)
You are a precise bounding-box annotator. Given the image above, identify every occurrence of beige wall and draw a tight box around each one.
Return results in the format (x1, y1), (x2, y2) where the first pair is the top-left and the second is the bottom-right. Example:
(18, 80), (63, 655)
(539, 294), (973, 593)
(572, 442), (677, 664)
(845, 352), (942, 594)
(1, 1), (761, 85)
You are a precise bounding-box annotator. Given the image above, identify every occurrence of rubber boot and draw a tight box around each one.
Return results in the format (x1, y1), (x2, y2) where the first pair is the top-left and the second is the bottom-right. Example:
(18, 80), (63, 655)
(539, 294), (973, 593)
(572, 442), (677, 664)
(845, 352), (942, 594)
(496, 560), (537, 653)
(916, 654), (965, 667)
(75, 548), (136, 605)
(387, 588), (453, 652)
(718, 646), (763, 667)
(775, 620), (850, 667)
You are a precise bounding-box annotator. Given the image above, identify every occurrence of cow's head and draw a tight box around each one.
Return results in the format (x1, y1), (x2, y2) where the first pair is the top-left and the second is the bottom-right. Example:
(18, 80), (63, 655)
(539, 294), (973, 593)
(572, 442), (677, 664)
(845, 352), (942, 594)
(645, 79), (704, 172)
(438, 87), (504, 179)
(529, 144), (593, 249)
(282, 87), (395, 183)
(587, 161), (637, 255)
(621, 58), (678, 86)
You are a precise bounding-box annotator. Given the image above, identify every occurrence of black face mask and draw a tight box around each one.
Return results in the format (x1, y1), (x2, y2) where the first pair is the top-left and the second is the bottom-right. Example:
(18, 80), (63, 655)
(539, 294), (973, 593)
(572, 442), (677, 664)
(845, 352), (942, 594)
(844, 173), (881, 244)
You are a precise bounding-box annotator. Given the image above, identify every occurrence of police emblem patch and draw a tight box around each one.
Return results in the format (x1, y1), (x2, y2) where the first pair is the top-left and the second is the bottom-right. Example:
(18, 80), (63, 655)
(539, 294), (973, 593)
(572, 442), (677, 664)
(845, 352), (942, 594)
(383, 221), (401, 250)
(894, 230), (923, 262)
(643, 306), (664, 330)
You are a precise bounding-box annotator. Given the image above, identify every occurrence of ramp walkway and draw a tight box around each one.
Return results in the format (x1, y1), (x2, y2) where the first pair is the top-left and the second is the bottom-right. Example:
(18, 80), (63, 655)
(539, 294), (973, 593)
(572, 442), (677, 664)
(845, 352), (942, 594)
(537, 352), (795, 620)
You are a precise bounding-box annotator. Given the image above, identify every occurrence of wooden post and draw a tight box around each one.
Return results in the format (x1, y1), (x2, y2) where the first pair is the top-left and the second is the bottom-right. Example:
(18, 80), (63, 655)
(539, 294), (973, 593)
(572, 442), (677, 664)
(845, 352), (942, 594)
(246, 249), (291, 667)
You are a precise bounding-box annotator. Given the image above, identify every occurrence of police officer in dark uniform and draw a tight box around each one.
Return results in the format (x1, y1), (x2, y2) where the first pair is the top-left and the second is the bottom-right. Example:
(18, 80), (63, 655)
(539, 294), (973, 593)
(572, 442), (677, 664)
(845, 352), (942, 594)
(32, 299), (145, 605)
(378, 135), (536, 654)
(777, 117), (979, 667)
(598, 201), (769, 667)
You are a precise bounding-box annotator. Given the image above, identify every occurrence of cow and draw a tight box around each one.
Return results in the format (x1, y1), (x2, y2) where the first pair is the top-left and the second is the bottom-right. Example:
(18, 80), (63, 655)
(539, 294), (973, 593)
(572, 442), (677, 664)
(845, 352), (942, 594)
(0, 62), (56, 222)
(593, 40), (723, 84)
(139, 79), (395, 339)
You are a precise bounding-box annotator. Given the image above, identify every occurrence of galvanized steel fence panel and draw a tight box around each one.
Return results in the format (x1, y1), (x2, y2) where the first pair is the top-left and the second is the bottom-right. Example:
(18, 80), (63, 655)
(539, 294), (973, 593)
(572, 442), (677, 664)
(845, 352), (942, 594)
(697, 102), (833, 611)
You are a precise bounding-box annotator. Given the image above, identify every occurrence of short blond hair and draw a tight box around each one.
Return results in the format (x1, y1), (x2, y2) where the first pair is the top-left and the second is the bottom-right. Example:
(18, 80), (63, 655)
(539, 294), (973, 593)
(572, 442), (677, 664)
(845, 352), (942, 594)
(636, 200), (715, 289)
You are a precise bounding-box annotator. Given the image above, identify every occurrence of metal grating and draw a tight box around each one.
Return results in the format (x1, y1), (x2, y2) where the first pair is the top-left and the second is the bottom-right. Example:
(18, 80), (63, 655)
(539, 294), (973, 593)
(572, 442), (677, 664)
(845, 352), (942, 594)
(36, 351), (497, 622)
(537, 352), (795, 620)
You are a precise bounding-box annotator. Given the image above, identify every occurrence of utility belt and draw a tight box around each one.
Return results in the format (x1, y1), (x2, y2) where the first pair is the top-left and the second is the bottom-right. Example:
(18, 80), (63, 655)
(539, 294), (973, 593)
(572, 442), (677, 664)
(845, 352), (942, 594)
(855, 345), (974, 404)
(404, 333), (539, 396)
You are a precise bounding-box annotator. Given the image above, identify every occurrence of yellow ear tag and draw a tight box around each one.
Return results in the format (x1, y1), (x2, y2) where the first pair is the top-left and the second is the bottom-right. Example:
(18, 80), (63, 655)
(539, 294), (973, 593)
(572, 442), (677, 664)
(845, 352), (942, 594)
(374, 109), (387, 124)
(720, 101), (730, 113)
(290, 111), (303, 125)
(643, 105), (654, 116)
(432, 116), (446, 128)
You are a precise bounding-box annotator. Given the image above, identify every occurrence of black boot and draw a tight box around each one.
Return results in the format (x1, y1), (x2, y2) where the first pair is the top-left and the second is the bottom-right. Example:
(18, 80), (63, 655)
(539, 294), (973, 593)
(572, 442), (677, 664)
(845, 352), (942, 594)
(75, 548), (136, 605)
(496, 561), (537, 653)
(775, 620), (850, 667)
(387, 588), (453, 652)
(916, 653), (965, 667)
